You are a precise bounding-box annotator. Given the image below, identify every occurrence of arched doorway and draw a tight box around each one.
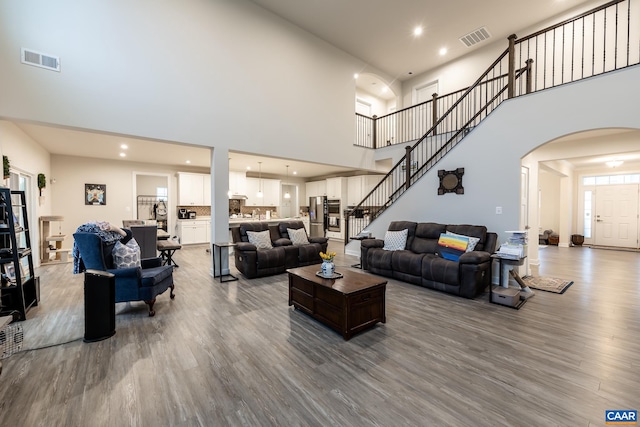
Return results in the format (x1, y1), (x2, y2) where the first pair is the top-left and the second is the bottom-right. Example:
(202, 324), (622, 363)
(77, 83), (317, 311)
(524, 128), (640, 252)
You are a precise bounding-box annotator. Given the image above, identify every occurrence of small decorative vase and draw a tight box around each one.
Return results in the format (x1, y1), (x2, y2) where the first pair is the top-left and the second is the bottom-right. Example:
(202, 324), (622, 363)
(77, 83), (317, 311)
(321, 260), (335, 277)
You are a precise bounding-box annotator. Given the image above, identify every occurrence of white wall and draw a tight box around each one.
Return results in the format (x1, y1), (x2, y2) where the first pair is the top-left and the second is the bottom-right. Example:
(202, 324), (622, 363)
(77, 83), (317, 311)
(0, 0), (391, 172)
(348, 65), (640, 260)
(0, 121), (51, 264)
(355, 89), (393, 117)
(538, 170), (562, 235)
(50, 155), (209, 249)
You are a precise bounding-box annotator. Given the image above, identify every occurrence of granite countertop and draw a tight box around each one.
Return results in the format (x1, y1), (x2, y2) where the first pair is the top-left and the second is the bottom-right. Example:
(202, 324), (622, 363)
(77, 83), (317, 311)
(228, 216), (308, 224)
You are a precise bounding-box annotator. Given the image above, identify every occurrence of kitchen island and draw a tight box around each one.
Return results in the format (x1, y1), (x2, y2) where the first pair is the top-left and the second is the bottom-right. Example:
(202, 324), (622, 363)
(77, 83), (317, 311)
(176, 216), (311, 245)
(228, 216), (310, 234)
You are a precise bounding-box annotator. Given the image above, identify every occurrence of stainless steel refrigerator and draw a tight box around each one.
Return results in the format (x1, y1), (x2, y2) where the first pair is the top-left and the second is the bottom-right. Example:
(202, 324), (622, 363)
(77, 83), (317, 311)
(309, 196), (327, 238)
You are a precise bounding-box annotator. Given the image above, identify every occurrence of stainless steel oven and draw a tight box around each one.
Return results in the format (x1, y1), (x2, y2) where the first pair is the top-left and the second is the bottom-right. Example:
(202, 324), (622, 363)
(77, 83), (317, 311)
(327, 199), (341, 232)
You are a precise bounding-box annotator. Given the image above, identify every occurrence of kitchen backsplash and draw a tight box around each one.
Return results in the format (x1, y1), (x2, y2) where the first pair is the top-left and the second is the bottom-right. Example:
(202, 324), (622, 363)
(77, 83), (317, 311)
(177, 206), (211, 217)
(239, 206), (278, 216)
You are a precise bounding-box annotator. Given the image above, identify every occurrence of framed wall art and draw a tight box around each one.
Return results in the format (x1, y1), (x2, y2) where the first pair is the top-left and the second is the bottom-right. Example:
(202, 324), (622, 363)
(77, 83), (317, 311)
(85, 184), (107, 205)
(438, 168), (465, 195)
(3, 263), (16, 282)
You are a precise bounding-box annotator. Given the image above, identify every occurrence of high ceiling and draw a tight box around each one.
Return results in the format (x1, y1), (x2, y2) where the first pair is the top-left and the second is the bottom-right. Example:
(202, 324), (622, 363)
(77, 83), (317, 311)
(15, 0), (639, 175)
(249, 0), (596, 82)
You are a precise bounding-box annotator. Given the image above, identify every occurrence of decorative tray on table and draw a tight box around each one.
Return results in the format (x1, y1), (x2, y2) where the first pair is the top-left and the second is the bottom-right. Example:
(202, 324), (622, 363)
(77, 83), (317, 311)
(315, 271), (343, 279)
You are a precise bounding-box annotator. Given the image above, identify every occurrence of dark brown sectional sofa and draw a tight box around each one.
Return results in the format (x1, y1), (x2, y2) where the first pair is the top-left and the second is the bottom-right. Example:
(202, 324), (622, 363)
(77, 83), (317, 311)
(361, 221), (497, 298)
(230, 220), (328, 279)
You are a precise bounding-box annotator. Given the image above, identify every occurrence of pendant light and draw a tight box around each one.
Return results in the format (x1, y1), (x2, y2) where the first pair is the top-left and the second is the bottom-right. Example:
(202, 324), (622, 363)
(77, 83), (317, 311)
(284, 165), (291, 199)
(256, 162), (263, 198)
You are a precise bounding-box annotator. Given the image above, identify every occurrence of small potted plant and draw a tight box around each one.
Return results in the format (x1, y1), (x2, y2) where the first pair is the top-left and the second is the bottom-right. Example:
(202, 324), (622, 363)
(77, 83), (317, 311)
(2, 156), (9, 180)
(319, 251), (336, 277)
(38, 173), (46, 196)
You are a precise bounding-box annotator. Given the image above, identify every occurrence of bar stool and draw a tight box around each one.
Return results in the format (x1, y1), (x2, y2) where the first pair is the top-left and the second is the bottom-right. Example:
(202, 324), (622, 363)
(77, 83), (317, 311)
(157, 239), (182, 267)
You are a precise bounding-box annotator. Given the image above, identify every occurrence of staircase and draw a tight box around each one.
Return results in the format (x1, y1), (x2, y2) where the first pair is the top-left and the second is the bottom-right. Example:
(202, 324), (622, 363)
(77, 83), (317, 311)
(346, 0), (640, 243)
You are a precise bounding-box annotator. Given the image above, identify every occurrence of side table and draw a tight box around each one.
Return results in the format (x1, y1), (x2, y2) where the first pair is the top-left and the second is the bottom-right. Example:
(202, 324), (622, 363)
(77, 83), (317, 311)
(348, 235), (375, 268)
(213, 242), (238, 283)
(490, 254), (527, 309)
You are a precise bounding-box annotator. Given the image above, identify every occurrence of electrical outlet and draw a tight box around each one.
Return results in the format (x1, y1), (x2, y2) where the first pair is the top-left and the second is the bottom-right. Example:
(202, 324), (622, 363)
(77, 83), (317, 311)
(495, 206), (502, 214)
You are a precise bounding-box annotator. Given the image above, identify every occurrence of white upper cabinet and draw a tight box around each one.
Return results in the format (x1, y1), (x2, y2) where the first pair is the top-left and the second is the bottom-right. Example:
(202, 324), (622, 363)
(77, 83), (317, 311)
(305, 180), (327, 198)
(346, 175), (384, 206)
(325, 177), (345, 199)
(178, 172), (206, 205)
(229, 171), (247, 196)
(245, 177), (281, 206)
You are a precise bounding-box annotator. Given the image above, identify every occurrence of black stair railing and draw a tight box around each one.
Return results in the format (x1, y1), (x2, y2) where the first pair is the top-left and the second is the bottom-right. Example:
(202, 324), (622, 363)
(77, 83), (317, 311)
(346, 0), (638, 243)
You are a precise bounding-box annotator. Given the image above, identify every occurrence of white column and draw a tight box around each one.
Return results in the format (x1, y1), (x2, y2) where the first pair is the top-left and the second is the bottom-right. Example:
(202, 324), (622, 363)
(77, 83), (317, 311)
(210, 147), (230, 277)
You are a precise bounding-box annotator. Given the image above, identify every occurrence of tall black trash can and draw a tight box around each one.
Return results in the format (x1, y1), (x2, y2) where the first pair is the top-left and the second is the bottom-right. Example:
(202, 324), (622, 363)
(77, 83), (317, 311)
(84, 269), (116, 343)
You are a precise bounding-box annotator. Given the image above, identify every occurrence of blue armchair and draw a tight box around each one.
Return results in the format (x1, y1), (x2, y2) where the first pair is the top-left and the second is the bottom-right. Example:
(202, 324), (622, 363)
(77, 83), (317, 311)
(73, 232), (175, 316)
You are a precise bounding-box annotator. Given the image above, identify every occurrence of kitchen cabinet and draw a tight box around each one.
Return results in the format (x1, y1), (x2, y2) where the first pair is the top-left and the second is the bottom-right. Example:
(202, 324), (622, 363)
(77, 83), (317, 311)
(346, 175), (384, 206)
(203, 175), (211, 206)
(262, 179), (281, 206)
(229, 171), (247, 197)
(177, 219), (209, 244)
(326, 177), (346, 199)
(245, 178), (280, 206)
(178, 172), (207, 206)
(305, 180), (326, 198)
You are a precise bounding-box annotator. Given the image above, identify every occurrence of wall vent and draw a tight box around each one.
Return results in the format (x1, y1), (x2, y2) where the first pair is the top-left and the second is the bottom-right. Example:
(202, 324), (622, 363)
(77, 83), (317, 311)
(459, 27), (491, 48)
(21, 48), (60, 72)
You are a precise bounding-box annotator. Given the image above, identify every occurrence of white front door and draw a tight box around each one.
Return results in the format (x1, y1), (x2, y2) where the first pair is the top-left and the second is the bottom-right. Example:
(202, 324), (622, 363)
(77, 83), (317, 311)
(594, 184), (639, 248)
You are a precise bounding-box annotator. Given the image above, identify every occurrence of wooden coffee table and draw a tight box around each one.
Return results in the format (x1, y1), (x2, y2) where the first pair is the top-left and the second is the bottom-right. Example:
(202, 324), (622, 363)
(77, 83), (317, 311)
(287, 265), (387, 340)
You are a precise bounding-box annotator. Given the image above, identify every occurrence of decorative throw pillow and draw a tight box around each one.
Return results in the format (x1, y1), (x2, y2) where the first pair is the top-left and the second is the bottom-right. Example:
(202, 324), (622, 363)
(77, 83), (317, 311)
(112, 238), (142, 269)
(287, 228), (310, 246)
(383, 229), (408, 251)
(437, 233), (469, 261)
(446, 231), (480, 252)
(246, 230), (273, 250)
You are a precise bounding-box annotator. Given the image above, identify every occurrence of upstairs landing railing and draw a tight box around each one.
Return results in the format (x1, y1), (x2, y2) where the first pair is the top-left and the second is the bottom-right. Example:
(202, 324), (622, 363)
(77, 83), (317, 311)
(347, 0), (639, 243)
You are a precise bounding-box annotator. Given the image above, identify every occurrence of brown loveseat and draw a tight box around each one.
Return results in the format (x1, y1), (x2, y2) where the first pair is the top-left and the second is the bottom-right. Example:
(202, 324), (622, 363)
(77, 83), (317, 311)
(361, 221), (497, 298)
(230, 220), (328, 279)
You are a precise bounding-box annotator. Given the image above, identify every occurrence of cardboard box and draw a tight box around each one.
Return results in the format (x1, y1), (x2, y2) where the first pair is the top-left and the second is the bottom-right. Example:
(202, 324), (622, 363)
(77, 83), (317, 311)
(491, 286), (520, 307)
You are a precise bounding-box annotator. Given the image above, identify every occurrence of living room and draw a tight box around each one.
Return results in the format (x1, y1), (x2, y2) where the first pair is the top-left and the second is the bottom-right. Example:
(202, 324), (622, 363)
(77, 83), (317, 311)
(1, 0), (640, 425)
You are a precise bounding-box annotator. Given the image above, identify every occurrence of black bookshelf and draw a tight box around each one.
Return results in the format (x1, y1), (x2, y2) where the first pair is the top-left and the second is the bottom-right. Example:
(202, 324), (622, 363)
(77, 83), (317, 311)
(0, 188), (38, 320)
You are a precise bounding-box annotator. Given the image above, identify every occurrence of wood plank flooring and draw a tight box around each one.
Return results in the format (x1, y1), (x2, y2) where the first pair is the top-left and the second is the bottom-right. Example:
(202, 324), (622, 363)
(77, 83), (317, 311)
(0, 244), (638, 426)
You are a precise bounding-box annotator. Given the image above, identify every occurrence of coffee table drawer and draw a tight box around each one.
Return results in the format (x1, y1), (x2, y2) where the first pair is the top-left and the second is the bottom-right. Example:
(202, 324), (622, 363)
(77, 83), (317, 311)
(350, 289), (383, 304)
(290, 288), (313, 313)
(290, 276), (314, 295)
(315, 285), (342, 308)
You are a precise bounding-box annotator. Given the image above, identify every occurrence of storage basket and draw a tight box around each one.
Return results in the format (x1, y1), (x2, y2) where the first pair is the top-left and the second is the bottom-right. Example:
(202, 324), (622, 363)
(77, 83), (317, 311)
(0, 322), (23, 359)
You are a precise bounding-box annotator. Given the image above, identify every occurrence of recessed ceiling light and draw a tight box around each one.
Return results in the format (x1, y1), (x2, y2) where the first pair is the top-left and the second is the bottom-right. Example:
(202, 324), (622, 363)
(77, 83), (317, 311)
(293, 171), (297, 175)
(246, 166), (251, 170)
(120, 144), (128, 150)
(185, 160), (191, 164)
(413, 26), (423, 37)
(119, 152), (126, 157)
(382, 86), (388, 93)
(439, 47), (448, 56)
(354, 73), (359, 79)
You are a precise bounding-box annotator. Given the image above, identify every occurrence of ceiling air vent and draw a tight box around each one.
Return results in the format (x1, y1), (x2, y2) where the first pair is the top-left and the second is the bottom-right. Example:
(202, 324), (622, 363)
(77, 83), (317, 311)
(21, 48), (60, 72)
(459, 27), (491, 48)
